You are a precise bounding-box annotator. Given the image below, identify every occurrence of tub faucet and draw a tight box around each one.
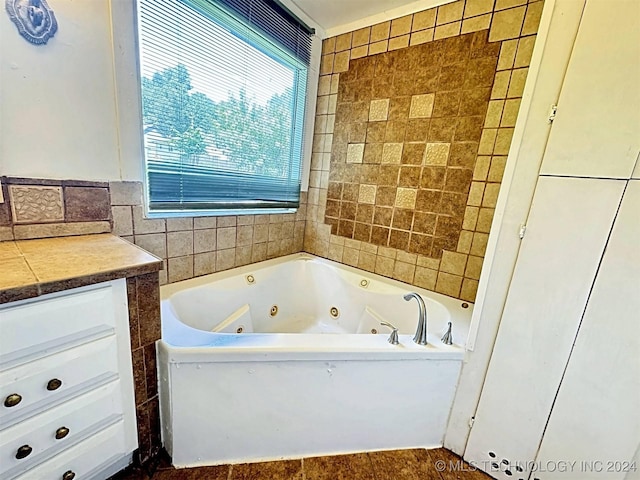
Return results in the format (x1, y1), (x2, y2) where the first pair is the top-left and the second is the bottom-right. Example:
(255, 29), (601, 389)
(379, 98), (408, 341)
(403, 292), (428, 345)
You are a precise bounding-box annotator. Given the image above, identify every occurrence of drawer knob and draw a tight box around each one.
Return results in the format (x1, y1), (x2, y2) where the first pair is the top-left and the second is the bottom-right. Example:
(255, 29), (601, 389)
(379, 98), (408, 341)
(47, 378), (63, 391)
(4, 393), (22, 408)
(62, 471), (76, 480)
(15, 444), (32, 459)
(55, 426), (70, 440)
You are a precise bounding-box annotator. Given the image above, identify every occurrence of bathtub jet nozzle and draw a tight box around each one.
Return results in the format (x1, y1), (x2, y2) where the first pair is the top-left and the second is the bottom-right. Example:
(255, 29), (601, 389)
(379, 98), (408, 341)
(403, 292), (428, 346)
(441, 322), (453, 345)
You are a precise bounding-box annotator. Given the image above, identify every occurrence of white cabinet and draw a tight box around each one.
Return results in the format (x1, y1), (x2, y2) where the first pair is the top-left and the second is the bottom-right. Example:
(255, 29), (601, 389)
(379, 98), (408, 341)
(464, 176), (626, 479)
(533, 180), (640, 479)
(0, 280), (137, 480)
(539, 0), (640, 179)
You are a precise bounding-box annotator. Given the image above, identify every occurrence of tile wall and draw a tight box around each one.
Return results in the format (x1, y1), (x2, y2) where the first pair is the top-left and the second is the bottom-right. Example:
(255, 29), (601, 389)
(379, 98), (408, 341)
(305, 0), (543, 301)
(109, 181), (307, 285)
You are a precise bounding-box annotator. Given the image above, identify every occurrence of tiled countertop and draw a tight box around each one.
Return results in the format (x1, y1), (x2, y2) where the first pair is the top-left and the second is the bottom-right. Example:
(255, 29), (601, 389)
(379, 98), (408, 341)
(0, 234), (162, 304)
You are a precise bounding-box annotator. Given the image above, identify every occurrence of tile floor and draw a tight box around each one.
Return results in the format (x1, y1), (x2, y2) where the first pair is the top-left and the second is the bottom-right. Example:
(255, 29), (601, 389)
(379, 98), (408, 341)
(112, 448), (492, 480)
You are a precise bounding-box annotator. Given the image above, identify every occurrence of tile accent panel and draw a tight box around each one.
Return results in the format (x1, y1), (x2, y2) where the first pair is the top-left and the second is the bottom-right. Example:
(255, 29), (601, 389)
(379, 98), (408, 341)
(0, 177), (112, 239)
(307, 0), (543, 301)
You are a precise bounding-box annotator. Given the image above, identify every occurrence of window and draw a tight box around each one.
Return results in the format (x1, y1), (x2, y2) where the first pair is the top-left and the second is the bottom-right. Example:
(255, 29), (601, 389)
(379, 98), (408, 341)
(136, 0), (313, 214)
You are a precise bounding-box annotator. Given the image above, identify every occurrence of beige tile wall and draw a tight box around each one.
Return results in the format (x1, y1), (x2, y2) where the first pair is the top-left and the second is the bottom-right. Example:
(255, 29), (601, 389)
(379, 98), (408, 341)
(110, 182), (306, 285)
(305, 0), (543, 302)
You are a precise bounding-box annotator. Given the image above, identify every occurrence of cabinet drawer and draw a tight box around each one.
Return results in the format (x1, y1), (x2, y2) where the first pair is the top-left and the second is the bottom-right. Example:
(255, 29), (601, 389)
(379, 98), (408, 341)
(0, 284), (119, 368)
(0, 381), (124, 478)
(0, 337), (119, 428)
(12, 420), (128, 480)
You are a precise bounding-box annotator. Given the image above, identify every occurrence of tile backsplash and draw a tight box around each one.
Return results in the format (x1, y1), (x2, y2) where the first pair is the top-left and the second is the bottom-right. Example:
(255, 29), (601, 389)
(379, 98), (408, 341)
(0, 177), (111, 241)
(305, 0), (543, 302)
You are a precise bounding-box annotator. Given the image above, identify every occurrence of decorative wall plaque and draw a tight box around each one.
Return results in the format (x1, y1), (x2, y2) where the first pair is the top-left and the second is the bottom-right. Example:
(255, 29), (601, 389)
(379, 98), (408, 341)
(5, 0), (58, 45)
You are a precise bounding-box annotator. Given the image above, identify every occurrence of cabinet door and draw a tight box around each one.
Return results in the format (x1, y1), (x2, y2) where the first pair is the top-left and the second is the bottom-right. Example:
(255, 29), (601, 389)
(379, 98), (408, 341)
(539, 0), (640, 179)
(464, 176), (626, 479)
(533, 180), (640, 480)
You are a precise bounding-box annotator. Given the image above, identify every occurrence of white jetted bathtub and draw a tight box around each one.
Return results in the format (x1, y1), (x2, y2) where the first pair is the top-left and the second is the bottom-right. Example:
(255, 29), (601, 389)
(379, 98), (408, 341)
(158, 253), (472, 467)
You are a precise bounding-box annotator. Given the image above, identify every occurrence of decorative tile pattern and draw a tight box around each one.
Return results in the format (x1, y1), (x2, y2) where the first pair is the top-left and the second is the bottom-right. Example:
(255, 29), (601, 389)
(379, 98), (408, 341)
(310, 0), (543, 301)
(9, 185), (64, 224)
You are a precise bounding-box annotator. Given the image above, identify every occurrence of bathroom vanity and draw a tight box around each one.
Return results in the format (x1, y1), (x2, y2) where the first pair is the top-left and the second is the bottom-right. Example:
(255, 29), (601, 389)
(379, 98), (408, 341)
(0, 235), (162, 479)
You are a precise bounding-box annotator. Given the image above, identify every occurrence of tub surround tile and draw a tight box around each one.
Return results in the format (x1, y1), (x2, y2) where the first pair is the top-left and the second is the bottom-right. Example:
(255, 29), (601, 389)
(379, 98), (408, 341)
(310, 2), (541, 302)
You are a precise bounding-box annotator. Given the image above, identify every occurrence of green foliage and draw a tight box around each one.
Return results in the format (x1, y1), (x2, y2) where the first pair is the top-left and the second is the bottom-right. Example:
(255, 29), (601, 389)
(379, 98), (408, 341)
(141, 64), (295, 175)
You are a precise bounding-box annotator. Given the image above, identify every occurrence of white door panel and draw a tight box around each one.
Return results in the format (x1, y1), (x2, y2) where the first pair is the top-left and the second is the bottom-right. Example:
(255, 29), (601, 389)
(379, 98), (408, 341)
(540, 0), (640, 179)
(464, 176), (626, 479)
(534, 180), (640, 480)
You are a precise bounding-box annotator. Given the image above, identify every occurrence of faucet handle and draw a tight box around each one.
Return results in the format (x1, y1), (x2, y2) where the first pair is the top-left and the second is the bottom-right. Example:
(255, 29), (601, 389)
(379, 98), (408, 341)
(380, 321), (399, 345)
(441, 321), (453, 345)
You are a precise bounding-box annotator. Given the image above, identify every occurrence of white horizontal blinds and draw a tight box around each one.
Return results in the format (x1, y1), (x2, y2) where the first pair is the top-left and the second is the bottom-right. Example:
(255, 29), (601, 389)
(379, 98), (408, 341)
(137, 0), (310, 211)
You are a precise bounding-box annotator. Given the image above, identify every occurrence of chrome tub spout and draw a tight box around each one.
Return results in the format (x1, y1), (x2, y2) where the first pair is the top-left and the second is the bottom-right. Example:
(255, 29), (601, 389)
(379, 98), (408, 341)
(403, 292), (428, 345)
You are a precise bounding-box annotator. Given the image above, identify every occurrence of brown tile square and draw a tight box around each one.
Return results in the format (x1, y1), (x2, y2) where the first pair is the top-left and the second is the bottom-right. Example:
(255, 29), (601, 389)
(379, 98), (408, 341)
(305, 453), (375, 480)
(342, 184), (359, 202)
(432, 91), (462, 117)
(389, 229), (410, 250)
(388, 96), (412, 120)
(351, 57), (375, 80)
(436, 215), (463, 237)
(366, 123), (387, 143)
(428, 117), (457, 142)
(399, 166), (421, 187)
(464, 57), (498, 88)
(437, 62), (467, 90)
(432, 235), (459, 258)
(363, 143), (383, 164)
(393, 75), (417, 96)
(440, 192), (468, 217)
(443, 33), (473, 65)
(354, 223), (372, 242)
(374, 206), (393, 226)
(327, 182), (343, 200)
(459, 87), (491, 116)
(455, 115), (485, 141)
(379, 167), (400, 187)
(469, 29), (502, 59)
(409, 233), (433, 255)
(338, 219), (355, 238)
(356, 204), (374, 223)
(349, 123), (368, 143)
(413, 211), (437, 234)
(340, 202), (357, 221)
(420, 167), (446, 189)
(326, 216), (339, 234)
(231, 460), (302, 480)
(416, 189), (442, 212)
(385, 121), (407, 142)
(449, 142), (479, 168)
(361, 165), (380, 184)
(371, 226), (390, 246)
(413, 70), (440, 94)
(326, 199), (340, 217)
(401, 143), (426, 165)
(392, 208), (414, 230)
(64, 186), (111, 222)
(444, 168), (473, 193)
(405, 119), (431, 142)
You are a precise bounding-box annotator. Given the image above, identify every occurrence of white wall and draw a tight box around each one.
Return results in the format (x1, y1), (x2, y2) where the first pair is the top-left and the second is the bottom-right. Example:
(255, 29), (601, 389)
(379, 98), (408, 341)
(1, 0), (124, 181)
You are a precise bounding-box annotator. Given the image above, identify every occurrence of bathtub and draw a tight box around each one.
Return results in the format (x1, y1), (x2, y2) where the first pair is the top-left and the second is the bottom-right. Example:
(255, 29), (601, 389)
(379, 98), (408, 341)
(157, 253), (472, 467)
